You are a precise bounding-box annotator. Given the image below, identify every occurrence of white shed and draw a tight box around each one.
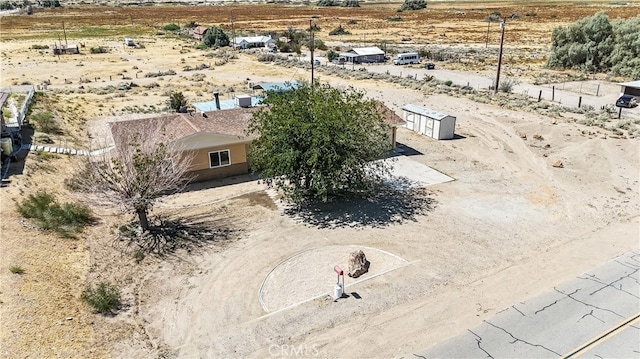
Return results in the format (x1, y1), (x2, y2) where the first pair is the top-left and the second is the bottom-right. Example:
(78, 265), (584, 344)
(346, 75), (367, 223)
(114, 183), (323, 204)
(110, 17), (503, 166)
(402, 104), (456, 140)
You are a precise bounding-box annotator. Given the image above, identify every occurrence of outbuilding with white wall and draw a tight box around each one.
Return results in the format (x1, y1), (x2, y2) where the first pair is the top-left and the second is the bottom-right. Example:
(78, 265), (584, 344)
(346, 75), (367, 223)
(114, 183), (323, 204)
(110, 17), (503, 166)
(402, 104), (456, 140)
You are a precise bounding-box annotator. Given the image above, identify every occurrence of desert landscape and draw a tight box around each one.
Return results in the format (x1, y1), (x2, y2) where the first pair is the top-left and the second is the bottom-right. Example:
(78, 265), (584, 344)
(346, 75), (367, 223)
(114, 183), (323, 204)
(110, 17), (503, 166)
(1, 1), (639, 358)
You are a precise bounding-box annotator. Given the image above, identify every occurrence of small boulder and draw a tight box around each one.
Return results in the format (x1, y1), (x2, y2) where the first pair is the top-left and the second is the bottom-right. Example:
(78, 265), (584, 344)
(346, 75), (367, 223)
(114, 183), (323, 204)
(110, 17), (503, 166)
(348, 250), (370, 278)
(552, 160), (564, 168)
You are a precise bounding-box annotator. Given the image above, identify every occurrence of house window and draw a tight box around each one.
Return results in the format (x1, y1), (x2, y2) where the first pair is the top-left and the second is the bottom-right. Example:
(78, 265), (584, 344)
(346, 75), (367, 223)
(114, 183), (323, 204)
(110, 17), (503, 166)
(209, 150), (231, 168)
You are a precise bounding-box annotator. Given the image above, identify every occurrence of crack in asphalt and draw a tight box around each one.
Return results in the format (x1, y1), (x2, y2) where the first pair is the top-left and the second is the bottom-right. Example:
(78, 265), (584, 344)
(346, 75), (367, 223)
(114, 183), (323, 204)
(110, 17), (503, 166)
(511, 305), (526, 317)
(468, 329), (494, 359)
(554, 288), (624, 319)
(577, 309), (605, 324)
(615, 259), (640, 271)
(580, 268), (640, 299)
(534, 300), (558, 315)
(411, 354), (426, 359)
(483, 320), (561, 356)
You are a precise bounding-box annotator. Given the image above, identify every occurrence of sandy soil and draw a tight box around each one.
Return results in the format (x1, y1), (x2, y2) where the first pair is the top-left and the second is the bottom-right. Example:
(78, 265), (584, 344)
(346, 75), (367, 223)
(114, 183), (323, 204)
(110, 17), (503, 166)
(1, 30), (639, 359)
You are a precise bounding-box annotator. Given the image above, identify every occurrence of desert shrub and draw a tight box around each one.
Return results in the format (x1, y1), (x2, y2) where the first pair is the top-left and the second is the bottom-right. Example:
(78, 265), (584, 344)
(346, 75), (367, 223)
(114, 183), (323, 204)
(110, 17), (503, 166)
(316, 0), (338, 5)
(398, 0), (427, 11)
(16, 191), (94, 237)
(184, 21), (198, 29)
(31, 44), (49, 50)
(40, 0), (60, 7)
(329, 25), (350, 36)
(162, 23), (180, 31)
(498, 78), (520, 93)
(326, 49), (339, 62)
(145, 70), (176, 78)
(258, 53), (277, 62)
(347, 19), (357, 25)
(10, 265), (25, 274)
(387, 16), (403, 22)
(342, 0), (359, 7)
(202, 26), (230, 49)
(444, 80), (453, 86)
(90, 46), (109, 54)
(190, 73), (206, 82)
(82, 282), (121, 315)
(30, 111), (62, 134)
(312, 39), (327, 51)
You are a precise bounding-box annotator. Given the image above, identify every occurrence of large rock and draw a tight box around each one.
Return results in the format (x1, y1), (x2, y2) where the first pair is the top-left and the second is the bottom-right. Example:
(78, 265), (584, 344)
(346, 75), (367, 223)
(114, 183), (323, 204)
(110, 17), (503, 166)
(348, 250), (370, 278)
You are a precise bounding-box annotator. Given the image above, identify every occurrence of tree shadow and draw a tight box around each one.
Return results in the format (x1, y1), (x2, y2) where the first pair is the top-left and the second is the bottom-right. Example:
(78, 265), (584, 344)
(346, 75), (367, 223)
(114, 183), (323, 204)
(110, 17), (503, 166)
(395, 142), (423, 156)
(285, 177), (438, 229)
(117, 214), (239, 258)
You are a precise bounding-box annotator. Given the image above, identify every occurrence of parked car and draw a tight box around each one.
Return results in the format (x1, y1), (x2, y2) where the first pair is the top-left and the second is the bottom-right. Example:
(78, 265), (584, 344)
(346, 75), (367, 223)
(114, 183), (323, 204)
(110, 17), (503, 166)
(314, 59), (321, 65)
(425, 63), (435, 70)
(616, 95), (638, 108)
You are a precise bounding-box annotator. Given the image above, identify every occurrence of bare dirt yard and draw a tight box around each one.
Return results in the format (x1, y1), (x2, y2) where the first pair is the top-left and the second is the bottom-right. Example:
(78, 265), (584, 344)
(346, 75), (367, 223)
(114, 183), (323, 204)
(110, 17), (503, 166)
(1, 1), (639, 358)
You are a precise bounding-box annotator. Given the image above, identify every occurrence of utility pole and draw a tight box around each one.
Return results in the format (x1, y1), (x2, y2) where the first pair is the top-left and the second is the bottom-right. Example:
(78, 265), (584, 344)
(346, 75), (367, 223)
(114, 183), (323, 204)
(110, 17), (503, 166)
(310, 19), (315, 85)
(63, 21), (68, 46)
(485, 19), (490, 48)
(230, 16), (236, 50)
(494, 20), (506, 94)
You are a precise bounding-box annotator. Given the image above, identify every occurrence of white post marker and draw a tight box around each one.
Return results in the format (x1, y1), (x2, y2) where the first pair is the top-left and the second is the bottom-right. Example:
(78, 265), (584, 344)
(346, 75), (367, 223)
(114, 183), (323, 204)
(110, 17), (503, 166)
(334, 265), (344, 299)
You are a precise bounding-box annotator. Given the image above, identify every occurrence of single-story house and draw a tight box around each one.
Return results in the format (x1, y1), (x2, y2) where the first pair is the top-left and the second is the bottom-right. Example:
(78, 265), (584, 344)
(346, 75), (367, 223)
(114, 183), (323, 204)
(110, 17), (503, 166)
(339, 46), (386, 64)
(109, 101), (404, 183)
(232, 36), (275, 49)
(618, 80), (640, 99)
(110, 107), (260, 182)
(189, 26), (209, 40)
(402, 104), (456, 140)
(50, 44), (79, 55)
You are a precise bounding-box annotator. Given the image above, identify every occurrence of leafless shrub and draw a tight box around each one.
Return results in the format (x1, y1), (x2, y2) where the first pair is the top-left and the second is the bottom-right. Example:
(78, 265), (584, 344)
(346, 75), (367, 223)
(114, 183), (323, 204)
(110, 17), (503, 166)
(74, 122), (195, 231)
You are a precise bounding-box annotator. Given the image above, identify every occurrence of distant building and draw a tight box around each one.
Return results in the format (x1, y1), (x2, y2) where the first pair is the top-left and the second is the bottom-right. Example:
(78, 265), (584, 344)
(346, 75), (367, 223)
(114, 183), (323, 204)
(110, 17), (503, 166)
(189, 26), (209, 40)
(124, 38), (135, 46)
(618, 80), (640, 99)
(50, 44), (79, 55)
(339, 46), (386, 64)
(232, 35), (275, 50)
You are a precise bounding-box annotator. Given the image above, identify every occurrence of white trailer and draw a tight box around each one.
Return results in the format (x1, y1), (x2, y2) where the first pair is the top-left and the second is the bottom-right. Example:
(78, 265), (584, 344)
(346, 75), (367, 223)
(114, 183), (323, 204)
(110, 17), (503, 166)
(393, 52), (420, 65)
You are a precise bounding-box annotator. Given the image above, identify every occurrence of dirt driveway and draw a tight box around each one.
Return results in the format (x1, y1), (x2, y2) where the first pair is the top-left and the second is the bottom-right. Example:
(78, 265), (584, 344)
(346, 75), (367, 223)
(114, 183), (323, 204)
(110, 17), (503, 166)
(112, 89), (639, 357)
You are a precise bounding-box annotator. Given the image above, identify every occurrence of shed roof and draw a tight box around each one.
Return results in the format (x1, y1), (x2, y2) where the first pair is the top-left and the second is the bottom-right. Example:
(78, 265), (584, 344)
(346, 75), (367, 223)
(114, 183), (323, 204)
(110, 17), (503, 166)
(402, 104), (451, 121)
(619, 80), (640, 89)
(349, 47), (385, 56)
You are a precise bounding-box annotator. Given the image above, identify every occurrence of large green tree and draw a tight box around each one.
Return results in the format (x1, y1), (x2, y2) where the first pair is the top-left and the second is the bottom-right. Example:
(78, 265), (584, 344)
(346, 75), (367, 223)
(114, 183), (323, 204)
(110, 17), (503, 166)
(202, 26), (230, 48)
(547, 13), (639, 77)
(247, 83), (392, 203)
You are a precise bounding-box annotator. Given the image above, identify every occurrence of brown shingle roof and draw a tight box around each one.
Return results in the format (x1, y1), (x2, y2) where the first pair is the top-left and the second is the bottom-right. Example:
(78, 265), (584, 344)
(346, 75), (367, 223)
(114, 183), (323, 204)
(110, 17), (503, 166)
(109, 102), (401, 149)
(376, 101), (405, 126)
(109, 107), (261, 149)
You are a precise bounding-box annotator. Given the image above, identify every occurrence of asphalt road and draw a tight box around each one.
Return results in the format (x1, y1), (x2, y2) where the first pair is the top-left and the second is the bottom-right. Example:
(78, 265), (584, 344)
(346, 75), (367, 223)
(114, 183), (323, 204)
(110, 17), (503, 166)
(410, 250), (640, 359)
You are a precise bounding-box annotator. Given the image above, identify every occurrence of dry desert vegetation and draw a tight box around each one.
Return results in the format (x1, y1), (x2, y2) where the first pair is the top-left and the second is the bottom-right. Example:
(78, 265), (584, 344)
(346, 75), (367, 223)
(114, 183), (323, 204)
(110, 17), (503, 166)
(1, 1), (639, 358)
